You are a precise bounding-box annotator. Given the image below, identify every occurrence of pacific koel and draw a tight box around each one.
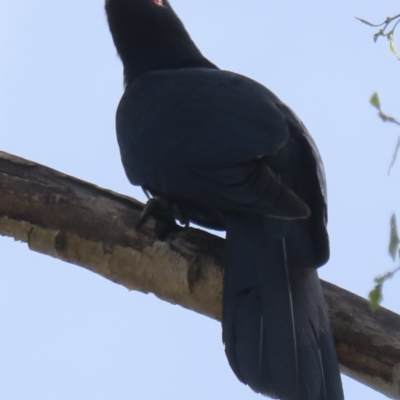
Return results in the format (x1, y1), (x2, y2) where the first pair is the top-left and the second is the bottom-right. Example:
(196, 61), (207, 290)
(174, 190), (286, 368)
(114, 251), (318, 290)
(105, 1), (344, 399)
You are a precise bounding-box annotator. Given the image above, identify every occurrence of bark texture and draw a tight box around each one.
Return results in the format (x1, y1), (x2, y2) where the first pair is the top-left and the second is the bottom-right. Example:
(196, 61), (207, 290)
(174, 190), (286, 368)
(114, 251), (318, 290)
(1, 151), (400, 398)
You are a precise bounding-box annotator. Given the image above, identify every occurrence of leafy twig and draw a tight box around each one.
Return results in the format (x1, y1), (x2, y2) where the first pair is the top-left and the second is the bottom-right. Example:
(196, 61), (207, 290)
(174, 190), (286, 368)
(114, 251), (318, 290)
(370, 93), (400, 174)
(356, 14), (400, 59)
(360, 15), (400, 310)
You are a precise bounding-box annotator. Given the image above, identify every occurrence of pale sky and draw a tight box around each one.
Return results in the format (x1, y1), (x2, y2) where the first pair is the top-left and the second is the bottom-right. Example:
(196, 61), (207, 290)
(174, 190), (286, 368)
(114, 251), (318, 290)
(1, 1), (400, 399)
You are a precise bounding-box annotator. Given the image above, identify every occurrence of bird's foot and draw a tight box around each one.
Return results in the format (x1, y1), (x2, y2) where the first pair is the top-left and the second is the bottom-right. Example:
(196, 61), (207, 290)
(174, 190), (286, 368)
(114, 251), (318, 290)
(137, 197), (182, 240)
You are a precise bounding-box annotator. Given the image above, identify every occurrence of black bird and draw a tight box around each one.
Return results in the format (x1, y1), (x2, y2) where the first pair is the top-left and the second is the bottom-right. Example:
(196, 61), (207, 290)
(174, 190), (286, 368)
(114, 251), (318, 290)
(105, 1), (344, 399)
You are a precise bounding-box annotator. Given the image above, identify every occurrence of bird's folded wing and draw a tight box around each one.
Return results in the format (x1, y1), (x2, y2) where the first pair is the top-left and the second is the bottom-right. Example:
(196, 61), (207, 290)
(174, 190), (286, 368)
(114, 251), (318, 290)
(117, 68), (310, 218)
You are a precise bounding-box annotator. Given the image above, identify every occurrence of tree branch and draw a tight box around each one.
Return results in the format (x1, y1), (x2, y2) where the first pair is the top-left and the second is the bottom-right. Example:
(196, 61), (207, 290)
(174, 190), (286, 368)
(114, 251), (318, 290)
(1, 151), (400, 399)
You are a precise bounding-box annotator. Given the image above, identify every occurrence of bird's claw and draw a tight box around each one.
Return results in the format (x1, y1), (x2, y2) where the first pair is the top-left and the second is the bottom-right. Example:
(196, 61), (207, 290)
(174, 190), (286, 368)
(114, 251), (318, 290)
(136, 197), (180, 240)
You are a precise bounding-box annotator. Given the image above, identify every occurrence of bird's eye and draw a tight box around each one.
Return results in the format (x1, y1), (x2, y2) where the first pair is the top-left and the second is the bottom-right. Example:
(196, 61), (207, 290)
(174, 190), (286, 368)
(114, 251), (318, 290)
(153, 0), (163, 5)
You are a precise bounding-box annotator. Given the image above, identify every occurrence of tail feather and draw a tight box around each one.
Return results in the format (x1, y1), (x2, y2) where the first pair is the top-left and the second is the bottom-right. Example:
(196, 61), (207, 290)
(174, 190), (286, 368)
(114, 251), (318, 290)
(223, 215), (343, 400)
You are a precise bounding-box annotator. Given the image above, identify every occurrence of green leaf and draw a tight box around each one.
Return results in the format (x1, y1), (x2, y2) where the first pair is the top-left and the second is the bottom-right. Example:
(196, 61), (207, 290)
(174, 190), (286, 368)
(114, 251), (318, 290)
(389, 213), (399, 260)
(389, 37), (396, 54)
(369, 284), (382, 311)
(386, 31), (400, 60)
(369, 267), (400, 311)
(370, 92), (381, 110)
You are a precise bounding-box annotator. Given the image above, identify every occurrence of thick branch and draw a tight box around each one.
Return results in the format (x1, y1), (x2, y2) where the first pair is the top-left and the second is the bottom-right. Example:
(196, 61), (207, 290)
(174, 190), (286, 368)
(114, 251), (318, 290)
(1, 151), (400, 399)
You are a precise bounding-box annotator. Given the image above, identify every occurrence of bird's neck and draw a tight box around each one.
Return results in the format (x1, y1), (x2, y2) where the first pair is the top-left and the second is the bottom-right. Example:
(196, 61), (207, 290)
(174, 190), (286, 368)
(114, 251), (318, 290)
(121, 41), (217, 84)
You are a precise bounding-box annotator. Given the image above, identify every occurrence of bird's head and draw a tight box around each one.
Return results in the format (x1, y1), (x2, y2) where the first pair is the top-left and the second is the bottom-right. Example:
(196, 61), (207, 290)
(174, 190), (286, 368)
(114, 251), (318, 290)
(105, 0), (212, 82)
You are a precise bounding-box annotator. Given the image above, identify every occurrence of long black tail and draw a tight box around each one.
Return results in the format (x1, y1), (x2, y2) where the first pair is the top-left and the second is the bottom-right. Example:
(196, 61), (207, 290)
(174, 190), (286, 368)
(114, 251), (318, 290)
(223, 215), (344, 400)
